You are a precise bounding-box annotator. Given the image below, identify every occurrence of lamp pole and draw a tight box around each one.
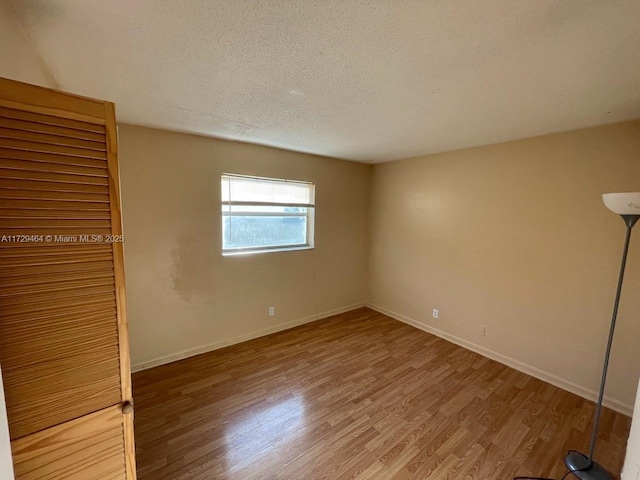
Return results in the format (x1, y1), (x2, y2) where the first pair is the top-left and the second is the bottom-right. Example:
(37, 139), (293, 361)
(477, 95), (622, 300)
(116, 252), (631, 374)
(589, 216), (637, 459)
(564, 213), (639, 480)
(513, 193), (640, 480)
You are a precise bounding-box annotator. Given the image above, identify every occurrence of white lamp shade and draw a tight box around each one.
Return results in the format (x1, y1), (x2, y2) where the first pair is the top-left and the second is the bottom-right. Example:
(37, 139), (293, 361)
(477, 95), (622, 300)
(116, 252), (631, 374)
(602, 192), (640, 215)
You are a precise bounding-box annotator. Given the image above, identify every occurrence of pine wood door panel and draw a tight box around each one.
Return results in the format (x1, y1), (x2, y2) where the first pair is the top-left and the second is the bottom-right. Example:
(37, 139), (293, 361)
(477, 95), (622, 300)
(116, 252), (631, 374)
(11, 405), (127, 480)
(0, 77), (136, 479)
(0, 79), (106, 125)
(3, 355), (121, 441)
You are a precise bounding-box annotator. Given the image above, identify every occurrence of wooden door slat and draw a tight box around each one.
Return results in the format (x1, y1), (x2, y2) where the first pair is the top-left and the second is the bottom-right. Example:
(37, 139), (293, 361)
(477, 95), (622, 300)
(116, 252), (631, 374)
(0, 158), (108, 177)
(0, 218), (111, 229)
(0, 148), (107, 169)
(0, 198), (110, 211)
(0, 292), (118, 317)
(0, 259), (113, 277)
(5, 329), (119, 371)
(0, 270), (114, 289)
(0, 243), (112, 257)
(0, 300), (116, 326)
(0, 188), (110, 202)
(0, 117), (105, 143)
(0, 167), (109, 185)
(5, 325), (120, 370)
(0, 208), (111, 220)
(0, 228), (112, 238)
(0, 127), (107, 152)
(0, 138), (108, 160)
(0, 253), (114, 269)
(3, 301), (116, 328)
(0, 219), (111, 234)
(0, 178), (109, 194)
(2, 311), (117, 341)
(0, 276), (115, 297)
(0, 284), (115, 306)
(0, 106), (106, 134)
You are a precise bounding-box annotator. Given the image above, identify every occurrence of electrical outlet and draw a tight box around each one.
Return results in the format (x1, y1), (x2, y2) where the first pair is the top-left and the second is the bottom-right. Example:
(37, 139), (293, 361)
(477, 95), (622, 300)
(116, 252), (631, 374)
(432, 309), (439, 319)
(269, 306), (275, 316)
(479, 325), (486, 336)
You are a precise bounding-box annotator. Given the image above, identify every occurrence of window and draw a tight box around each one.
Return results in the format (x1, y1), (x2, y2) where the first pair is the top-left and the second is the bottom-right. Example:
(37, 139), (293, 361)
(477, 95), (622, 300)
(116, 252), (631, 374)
(221, 174), (315, 255)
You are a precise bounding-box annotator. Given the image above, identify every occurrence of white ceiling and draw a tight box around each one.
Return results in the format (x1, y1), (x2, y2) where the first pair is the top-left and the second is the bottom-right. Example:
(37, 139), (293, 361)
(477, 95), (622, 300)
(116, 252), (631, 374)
(6, 0), (640, 163)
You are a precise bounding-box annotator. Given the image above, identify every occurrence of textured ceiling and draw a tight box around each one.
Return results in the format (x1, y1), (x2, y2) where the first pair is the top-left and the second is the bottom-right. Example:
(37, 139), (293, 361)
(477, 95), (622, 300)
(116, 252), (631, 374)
(6, 0), (640, 163)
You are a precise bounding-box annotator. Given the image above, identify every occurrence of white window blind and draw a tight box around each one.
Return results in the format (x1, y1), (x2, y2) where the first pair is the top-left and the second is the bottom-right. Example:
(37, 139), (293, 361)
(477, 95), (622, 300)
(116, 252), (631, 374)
(222, 175), (314, 206)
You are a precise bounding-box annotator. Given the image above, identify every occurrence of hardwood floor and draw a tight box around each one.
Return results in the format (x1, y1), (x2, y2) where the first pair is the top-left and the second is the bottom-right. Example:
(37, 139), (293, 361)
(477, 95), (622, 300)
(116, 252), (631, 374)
(132, 308), (631, 480)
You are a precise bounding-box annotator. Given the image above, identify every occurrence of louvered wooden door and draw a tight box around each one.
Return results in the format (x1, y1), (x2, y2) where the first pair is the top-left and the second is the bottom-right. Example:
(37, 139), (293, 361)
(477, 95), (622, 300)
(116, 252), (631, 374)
(0, 77), (136, 479)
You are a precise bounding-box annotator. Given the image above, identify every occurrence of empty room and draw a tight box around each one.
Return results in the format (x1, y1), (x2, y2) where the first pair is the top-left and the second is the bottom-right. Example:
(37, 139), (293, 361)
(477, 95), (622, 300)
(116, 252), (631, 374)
(1, 1), (640, 479)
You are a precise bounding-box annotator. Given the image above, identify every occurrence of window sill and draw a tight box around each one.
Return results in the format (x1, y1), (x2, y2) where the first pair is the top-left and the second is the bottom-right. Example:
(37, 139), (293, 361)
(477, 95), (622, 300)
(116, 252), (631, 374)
(222, 245), (314, 256)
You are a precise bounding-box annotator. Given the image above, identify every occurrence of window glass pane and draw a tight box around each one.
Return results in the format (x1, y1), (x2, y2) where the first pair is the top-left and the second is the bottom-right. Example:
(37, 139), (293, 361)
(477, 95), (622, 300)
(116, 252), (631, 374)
(222, 215), (308, 250)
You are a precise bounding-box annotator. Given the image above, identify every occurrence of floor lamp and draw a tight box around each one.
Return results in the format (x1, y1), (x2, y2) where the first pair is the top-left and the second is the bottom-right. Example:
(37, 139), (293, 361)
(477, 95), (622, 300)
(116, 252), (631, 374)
(563, 192), (640, 480)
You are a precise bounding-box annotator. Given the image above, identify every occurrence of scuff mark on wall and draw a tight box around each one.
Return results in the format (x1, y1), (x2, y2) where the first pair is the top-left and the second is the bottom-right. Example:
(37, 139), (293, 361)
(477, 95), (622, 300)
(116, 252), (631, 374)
(169, 232), (216, 304)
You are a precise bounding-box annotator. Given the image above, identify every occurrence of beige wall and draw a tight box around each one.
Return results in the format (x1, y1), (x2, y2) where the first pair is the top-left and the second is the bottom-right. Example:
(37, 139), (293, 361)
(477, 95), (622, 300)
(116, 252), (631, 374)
(368, 120), (640, 412)
(0, 2), (54, 88)
(118, 125), (371, 369)
(121, 121), (640, 411)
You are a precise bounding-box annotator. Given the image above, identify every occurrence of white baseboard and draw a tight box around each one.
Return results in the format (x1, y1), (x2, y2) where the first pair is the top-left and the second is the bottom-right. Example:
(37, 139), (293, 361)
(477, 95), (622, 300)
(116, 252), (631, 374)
(131, 303), (365, 373)
(366, 303), (634, 417)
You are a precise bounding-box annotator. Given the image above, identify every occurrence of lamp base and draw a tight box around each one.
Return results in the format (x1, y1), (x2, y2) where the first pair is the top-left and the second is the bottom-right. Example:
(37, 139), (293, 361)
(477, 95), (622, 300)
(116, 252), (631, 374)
(564, 452), (613, 480)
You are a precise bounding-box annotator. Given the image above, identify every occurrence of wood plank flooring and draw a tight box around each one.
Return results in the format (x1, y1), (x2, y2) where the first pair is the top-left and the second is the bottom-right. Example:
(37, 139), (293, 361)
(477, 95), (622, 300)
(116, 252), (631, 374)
(132, 308), (631, 480)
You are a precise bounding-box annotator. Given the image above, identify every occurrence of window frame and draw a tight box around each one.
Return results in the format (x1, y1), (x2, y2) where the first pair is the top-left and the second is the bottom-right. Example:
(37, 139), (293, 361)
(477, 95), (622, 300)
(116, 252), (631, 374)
(221, 173), (315, 256)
